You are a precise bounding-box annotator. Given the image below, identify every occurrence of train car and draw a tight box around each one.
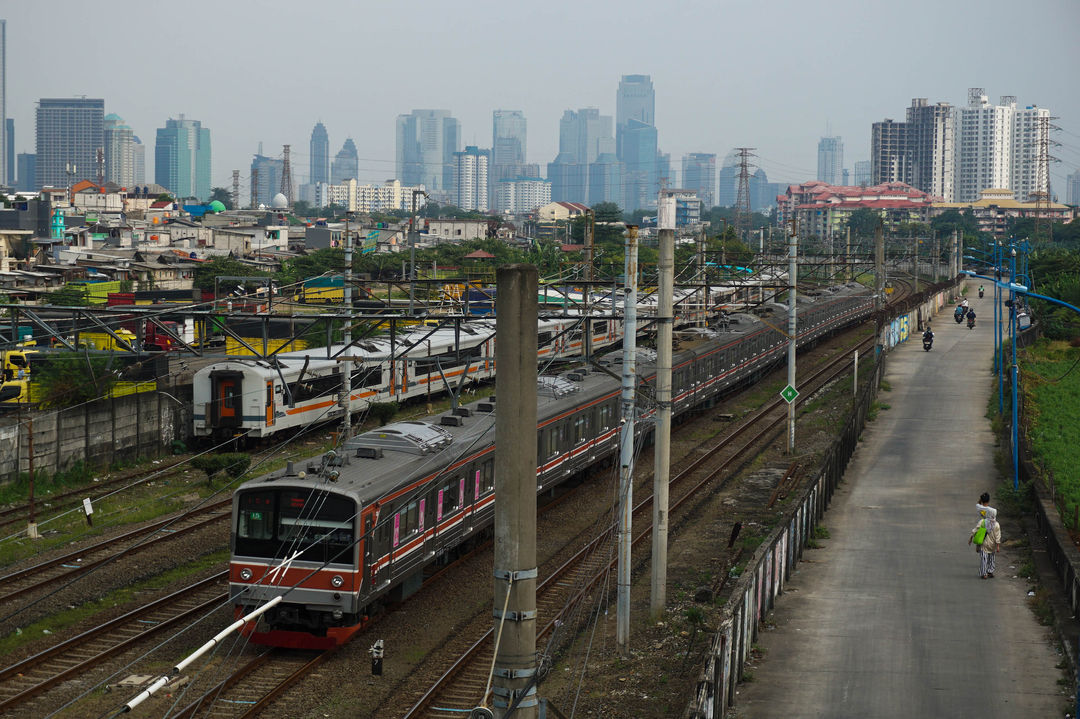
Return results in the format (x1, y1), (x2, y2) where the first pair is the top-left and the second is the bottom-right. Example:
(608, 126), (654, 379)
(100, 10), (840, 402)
(228, 283), (874, 648)
(193, 314), (622, 442)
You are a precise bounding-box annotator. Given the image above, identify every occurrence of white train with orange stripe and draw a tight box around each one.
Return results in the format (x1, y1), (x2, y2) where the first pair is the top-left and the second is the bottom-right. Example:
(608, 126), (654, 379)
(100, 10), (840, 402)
(192, 315), (621, 442)
(227, 283), (873, 648)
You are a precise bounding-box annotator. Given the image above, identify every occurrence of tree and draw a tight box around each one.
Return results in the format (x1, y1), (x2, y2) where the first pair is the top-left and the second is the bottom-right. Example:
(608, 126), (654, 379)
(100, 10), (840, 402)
(931, 208), (980, 242)
(846, 208), (881, 238)
(591, 202), (622, 223)
(192, 256), (269, 292)
(292, 200), (314, 217)
(278, 248), (346, 288)
(33, 353), (119, 408)
(209, 187), (233, 210)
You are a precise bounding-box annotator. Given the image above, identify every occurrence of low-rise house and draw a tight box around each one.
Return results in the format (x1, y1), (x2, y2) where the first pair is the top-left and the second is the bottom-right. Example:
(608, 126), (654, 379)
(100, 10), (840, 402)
(931, 188), (1077, 238)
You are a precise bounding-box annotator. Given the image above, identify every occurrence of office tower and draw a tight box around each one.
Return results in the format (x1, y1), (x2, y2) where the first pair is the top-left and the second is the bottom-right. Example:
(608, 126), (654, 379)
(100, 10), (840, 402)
(616, 74), (655, 158)
(551, 108), (614, 204)
(717, 150), (739, 207)
(310, 122), (329, 185)
(492, 110), (527, 203)
(396, 109), (460, 196)
(588, 153), (624, 205)
(35, 97), (104, 189)
(251, 152), (283, 207)
(132, 136), (145, 185)
(103, 113), (135, 187)
(454, 146), (489, 211)
(870, 119), (912, 186)
(616, 75), (657, 209)
(0, 20), (6, 186)
(817, 136), (844, 185)
(154, 115), (211, 200)
(682, 153), (716, 209)
(1068, 170), (1080, 206)
(16, 152), (34, 191)
(5, 118), (12, 187)
(854, 160), (871, 187)
(750, 167), (783, 213)
(657, 151), (672, 188)
(621, 119), (657, 211)
(330, 138), (358, 184)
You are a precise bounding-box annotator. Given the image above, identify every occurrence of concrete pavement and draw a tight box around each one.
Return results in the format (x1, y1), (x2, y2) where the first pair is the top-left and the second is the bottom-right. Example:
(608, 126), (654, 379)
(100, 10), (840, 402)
(733, 284), (1065, 718)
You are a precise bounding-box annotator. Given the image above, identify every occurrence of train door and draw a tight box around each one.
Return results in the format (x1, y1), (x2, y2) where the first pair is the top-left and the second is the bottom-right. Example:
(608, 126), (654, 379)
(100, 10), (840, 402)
(265, 380), (275, 426)
(209, 370), (243, 428)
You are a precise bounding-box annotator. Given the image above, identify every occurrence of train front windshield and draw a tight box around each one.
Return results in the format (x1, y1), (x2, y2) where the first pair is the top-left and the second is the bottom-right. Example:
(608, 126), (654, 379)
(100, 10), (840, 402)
(235, 489), (357, 565)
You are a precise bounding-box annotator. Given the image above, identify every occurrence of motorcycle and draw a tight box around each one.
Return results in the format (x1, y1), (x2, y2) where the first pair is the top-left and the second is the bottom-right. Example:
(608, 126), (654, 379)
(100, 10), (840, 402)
(967, 315), (976, 330)
(954, 307), (965, 323)
(923, 335), (933, 351)
(978, 288), (985, 299)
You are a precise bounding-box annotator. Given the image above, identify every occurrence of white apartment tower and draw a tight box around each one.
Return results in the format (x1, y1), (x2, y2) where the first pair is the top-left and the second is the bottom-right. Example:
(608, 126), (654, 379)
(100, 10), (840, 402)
(1011, 102), (1051, 202)
(103, 113), (135, 187)
(454, 146), (489, 212)
(907, 99), (954, 201)
(954, 89), (1014, 202)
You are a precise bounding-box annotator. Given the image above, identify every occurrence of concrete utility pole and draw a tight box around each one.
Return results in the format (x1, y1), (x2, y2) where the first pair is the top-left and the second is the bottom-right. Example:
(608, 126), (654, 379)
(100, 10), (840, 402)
(340, 213), (353, 438)
(698, 226), (707, 327)
(786, 225), (798, 453)
(490, 264), (539, 719)
(584, 209), (594, 365)
(617, 226), (638, 657)
(875, 224), (885, 311)
(651, 229), (674, 619)
(408, 190), (427, 316)
(934, 233), (940, 282)
(913, 233), (919, 294)
(27, 416), (37, 539)
(846, 226), (852, 282)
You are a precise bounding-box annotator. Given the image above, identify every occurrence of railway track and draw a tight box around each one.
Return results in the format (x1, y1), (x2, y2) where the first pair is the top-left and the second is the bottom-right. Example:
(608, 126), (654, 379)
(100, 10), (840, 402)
(402, 329), (878, 717)
(0, 573), (229, 717)
(0, 498), (230, 607)
(0, 456), (192, 537)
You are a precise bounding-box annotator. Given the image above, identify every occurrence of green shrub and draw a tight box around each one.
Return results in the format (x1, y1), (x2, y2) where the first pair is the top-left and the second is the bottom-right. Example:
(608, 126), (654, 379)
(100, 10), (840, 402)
(369, 401), (399, 426)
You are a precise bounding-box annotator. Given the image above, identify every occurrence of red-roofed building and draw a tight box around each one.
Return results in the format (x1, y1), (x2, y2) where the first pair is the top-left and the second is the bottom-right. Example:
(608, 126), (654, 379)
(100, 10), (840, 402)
(536, 201), (590, 222)
(776, 181), (934, 237)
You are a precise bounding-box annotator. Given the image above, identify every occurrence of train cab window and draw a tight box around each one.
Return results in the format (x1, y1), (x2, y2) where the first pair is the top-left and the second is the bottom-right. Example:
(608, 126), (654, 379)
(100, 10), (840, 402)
(237, 491), (275, 541)
(235, 489), (355, 564)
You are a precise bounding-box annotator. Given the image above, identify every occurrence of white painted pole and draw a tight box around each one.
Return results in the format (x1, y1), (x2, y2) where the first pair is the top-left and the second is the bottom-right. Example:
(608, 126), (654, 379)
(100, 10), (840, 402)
(651, 229), (674, 619)
(787, 226), (798, 453)
(617, 226), (638, 657)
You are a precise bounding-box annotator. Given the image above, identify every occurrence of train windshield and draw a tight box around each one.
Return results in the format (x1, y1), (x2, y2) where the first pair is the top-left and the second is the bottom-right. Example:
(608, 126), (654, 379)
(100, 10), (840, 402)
(235, 488), (357, 565)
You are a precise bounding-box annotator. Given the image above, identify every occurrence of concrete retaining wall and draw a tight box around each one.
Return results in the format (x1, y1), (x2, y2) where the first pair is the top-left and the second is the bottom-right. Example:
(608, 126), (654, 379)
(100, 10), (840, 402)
(0, 390), (192, 482)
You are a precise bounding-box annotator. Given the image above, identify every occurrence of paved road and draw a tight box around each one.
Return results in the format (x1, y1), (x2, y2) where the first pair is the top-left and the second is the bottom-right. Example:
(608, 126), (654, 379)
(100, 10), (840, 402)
(734, 285), (1065, 718)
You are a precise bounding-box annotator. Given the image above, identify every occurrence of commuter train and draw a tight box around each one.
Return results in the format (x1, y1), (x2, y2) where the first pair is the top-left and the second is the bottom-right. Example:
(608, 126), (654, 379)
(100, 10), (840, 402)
(192, 286), (737, 442)
(228, 283), (874, 648)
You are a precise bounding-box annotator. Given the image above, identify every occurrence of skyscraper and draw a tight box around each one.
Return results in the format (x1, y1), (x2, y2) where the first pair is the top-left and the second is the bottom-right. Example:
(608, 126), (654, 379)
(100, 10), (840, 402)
(817, 136), (844, 185)
(132, 136), (145, 185)
(588, 153), (624, 206)
(103, 113), (135, 187)
(396, 109), (460, 197)
(1067, 170), (1080, 206)
(616, 75), (657, 209)
(454, 146), (489, 211)
(5, 118), (13, 187)
(154, 116), (211, 200)
(550, 108), (614, 204)
(907, 99), (954, 201)
(36, 97), (104, 190)
(491, 110), (526, 204)
(870, 119), (912, 186)
(331, 138), (358, 184)
(854, 160), (871, 187)
(682, 153), (716, 209)
(310, 122), (329, 186)
(16, 153), (34, 192)
(251, 152), (283, 208)
(717, 150), (739, 208)
(0, 20), (6, 186)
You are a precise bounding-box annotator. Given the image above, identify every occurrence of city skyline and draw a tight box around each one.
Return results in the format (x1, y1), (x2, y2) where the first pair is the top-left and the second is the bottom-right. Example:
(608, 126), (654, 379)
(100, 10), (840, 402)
(4, 1), (1079, 202)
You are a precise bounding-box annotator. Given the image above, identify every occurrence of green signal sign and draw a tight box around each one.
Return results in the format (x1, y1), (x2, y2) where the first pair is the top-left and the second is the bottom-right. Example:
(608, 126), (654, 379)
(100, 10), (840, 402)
(780, 385), (799, 404)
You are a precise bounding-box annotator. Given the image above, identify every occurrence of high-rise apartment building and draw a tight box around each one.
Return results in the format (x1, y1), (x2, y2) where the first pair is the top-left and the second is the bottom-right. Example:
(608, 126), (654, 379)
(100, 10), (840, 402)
(103, 113), (135, 187)
(870, 119), (912, 187)
(817, 136), (844, 185)
(454, 146), (489, 211)
(154, 116), (211, 200)
(331, 138), (358, 184)
(682, 153), (716, 209)
(396, 109), (460, 198)
(494, 176), (551, 214)
(616, 75), (657, 209)
(0, 20), (6, 186)
(35, 97), (104, 189)
(906, 99), (954, 201)
(1011, 103), (1050, 202)
(547, 155), (587, 204)
(492, 110), (527, 205)
(310, 122), (329, 186)
(1067, 170), (1080, 206)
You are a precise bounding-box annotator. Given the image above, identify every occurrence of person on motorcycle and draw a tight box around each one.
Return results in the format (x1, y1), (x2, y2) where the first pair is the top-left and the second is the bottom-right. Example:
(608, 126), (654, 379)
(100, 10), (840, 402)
(967, 308), (977, 327)
(979, 285), (985, 298)
(923, 327), (934, 344)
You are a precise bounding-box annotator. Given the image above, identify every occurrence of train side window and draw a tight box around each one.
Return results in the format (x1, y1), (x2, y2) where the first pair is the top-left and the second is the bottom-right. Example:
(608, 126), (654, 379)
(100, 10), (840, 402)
(406, 501), (419, 537)
(482, 458), (494, 492)
(593, 320), (606, 336)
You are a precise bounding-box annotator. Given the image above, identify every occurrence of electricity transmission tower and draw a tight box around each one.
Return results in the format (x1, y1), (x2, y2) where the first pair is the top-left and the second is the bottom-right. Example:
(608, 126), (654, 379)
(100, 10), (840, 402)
(1033, 114), (1059, 242)
(280, 145), (293, 205)
(734, 148), (756, 241)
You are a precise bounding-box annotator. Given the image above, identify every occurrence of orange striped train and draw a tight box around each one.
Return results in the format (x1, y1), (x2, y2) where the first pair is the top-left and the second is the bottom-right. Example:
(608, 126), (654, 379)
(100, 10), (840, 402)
(227, 283), (873, 649)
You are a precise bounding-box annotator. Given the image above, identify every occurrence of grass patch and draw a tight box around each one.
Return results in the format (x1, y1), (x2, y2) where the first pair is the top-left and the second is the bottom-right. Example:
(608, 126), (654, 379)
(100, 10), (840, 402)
(1029, 587), (1055, 626)
(814, 525), (831, 539)
(880, 380), (892, 392)
(0, 549), (228, 655)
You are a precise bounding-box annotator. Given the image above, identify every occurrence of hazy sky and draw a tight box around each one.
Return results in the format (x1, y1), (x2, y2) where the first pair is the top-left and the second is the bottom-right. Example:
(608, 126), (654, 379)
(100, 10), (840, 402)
(7, 0), (1080, 197)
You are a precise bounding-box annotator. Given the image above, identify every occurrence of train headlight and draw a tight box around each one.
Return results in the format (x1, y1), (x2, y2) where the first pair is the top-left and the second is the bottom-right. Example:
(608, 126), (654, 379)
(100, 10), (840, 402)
(331, 575), (344, 588)
(240, 568), (253, 581)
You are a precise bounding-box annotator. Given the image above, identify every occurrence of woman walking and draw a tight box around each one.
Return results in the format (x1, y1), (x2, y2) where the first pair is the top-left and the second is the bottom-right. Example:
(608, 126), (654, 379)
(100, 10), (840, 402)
(969, 507), (1001, 579)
